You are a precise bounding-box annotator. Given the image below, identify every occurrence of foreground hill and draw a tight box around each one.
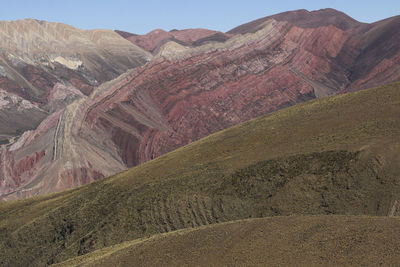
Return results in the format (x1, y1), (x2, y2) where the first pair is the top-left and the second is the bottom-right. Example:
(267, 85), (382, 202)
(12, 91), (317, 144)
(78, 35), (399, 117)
(56, 216), (400, 266)
(0, 82), (399, 265)
(1, 9), (399, 199)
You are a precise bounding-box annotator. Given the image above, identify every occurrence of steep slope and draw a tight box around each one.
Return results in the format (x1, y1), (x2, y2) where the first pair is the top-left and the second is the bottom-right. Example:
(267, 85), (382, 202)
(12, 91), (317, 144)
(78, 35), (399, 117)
(0, 19), (151, 197)
(0, 19), (151, 136)
(0, 17), (346, 198)
(57, 216), (400, 266)
(0, 19), (151, 103)
(228, 8), (400, 92)
(1, 10), (399, 199)
(0, 74), (131, 199)
(0, 90), (47, 144)
(0, 82), (399, 265)
(340, 15), (400, 91)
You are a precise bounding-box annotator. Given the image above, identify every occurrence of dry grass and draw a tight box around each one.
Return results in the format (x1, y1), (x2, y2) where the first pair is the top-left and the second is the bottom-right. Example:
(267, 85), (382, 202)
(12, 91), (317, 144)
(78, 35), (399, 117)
(0, 82), (399, 266)
(56, 215), (400, 267)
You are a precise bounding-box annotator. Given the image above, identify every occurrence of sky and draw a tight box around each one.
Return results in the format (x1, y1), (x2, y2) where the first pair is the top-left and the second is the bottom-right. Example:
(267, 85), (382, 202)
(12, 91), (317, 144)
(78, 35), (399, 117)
(0, 0), (399, 34)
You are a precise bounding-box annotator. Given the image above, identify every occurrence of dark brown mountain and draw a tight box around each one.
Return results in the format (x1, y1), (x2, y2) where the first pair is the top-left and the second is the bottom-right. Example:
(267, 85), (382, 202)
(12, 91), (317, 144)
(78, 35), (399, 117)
(227, 8), (400, 91)
(116, 28), (231, 53)
(228, 8), (365, 34)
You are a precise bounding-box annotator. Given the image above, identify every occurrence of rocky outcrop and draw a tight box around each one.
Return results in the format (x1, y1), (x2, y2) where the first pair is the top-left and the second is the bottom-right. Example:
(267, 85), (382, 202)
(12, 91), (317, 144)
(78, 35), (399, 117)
(1, 9), (399, 200)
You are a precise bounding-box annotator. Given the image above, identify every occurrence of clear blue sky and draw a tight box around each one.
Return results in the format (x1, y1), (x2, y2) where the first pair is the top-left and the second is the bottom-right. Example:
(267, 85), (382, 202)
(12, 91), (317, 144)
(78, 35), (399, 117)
(0, 0), (399, 34)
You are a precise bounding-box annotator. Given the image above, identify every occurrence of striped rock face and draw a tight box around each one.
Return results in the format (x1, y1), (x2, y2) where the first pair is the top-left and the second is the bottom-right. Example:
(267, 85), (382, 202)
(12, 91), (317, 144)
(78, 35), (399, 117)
(1, 9), (399, 200)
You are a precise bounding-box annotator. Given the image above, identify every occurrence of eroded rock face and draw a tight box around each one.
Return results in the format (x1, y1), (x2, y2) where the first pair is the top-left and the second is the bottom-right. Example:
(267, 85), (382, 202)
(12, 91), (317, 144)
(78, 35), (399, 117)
(227, 9), (400, 92)
(0, 20), (151, 102)
(1, 9), (399, 200)
(0, 90), (48, 144)
(86, 20), (349, 169)
(0, 19), (152, 149)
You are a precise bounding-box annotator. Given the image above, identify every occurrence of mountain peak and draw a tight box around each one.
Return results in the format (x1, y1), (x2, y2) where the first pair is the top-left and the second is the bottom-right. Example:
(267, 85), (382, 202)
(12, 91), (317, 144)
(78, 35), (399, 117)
(148, 28), (167, 35)
(227, 8), (363, 34)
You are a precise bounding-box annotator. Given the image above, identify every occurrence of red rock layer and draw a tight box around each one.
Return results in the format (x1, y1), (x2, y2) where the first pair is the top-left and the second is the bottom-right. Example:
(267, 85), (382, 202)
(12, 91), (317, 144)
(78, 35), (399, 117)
(0, 149), (45, 195)
(228, 9), (400, 92)
(1, 10), (399, 200)
(14, 150), (46, 178)
(57, 168), (104, 191)
(86, 20), (349, 167)
(88, 14), (399, 169)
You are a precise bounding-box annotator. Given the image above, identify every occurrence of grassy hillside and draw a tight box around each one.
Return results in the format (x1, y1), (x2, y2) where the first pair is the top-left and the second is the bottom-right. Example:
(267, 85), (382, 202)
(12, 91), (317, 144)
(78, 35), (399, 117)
(56, 216), (400, 266)
(0, 82), (400, 266)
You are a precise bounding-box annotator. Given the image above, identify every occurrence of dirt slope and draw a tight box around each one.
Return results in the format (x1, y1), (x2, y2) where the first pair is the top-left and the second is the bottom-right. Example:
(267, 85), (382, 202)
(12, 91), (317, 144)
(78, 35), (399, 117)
(56, 216), (400, 267)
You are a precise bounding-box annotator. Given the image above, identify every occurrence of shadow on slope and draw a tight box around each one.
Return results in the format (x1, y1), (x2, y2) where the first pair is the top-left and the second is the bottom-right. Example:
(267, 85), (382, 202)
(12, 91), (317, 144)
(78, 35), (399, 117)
(0, 82), (399, 266)
(56, 216), (400, 266)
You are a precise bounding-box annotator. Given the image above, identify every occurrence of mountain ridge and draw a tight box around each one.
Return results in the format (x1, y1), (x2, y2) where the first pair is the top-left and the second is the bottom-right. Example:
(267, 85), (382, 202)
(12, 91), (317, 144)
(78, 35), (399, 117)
(227, 8), (366, 34)
(0, 9), (399, 199)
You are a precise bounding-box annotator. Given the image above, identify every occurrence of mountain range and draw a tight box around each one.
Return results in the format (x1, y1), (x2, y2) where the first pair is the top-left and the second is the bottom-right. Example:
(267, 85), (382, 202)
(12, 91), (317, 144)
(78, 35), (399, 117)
(1, 79), (400, 265)
(0, 7), (399, 266)
(0, 8), (398, 200)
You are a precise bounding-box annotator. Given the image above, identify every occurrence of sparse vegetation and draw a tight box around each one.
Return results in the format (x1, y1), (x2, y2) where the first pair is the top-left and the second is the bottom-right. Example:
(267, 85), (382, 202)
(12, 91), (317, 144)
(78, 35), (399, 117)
(0, 82), (400, 266)
(56, 216), (400, 267)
